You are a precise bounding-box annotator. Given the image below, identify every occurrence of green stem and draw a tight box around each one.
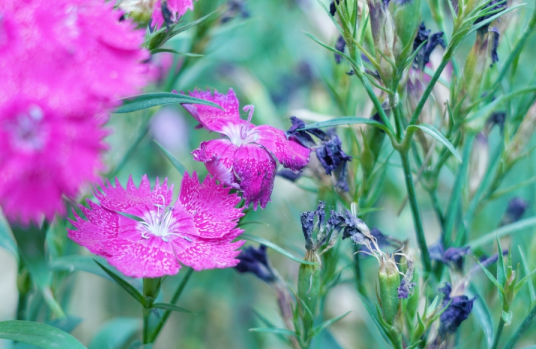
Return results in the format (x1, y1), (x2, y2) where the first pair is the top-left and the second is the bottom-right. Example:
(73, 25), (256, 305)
(429, 190), (445, 228)
(148, 268), (194, 343)
(400, 151), (432, 274)
(503, 302), (536, 349)
(142, 307), (151, 344)
(491, 317), (505, 349)
(42, 287), (66, 319)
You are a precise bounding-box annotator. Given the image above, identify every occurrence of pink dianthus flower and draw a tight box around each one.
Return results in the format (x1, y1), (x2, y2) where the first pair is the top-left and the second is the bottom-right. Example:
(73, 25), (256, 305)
(68, 173), (245, 278)
(181, 88), (311, 210)
(152, 0), (197, 29)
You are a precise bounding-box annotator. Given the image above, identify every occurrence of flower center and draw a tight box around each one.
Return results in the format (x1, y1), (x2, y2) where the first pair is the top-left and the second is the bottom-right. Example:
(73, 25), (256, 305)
(139, 195), (191, 243)
(223, 105), (259, 146)
(7, 105), (48, 152)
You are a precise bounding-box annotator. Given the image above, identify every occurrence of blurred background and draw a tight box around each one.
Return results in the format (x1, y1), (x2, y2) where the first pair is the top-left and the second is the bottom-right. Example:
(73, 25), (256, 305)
(2, 0), (536, 348)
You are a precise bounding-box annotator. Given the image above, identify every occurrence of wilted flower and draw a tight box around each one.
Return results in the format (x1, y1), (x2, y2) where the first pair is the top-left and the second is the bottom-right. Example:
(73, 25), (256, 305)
(182, 89), (310, 210)
(438, 283), (476, 336)
(398, 259), (416, 299)
(429, 241), (471, 271)
(151, 0), (197, 29)
(315, 135), (352, 191)
(489, 27), (500, 66)
(68, 173), (245, 278)
(500, 197), (528, 226)
(413, 22), (446, 70)
(235, 244), (276, 283)
(335, 35), (346, 64)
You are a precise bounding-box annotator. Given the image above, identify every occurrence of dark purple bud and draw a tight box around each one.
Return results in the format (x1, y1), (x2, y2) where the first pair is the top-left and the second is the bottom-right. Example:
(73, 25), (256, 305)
(277, 169), (303, 182)
(438, 283), (476, 336)
(444, 246), (471, 271)
(398, 260), (416, 299)
(287, 116), (316, 147)
(487, 111), (506, 131)
(329, 0), (340, 16)
(326, 210), (345, 232)
(161, 0), (173, 29)
(300, 211), (315, 250)
(413, 22), (445, 69)
(315, 201), (326, 230)
(235, 245), (276, 283)
(501, 197), (528, 225)
(334, 35), (346, 64)
(489, 27), (500, 67)
(315, 134), (352, 192)
(341, 210), (367, 244)
(346, 70), (355, 76)
(474, 0), (507, 28)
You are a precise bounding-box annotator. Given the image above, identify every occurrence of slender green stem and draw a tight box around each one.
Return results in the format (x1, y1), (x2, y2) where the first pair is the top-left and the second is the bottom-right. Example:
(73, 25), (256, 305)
(491, 317), (505, 349)
(42, 287), (66, 319)
(503, 302), (536, 349)
(429, 190), (445, 227)
(142, 307), (151, 344)
(148, 268), (194, 343)
(400, 151), (432, 274)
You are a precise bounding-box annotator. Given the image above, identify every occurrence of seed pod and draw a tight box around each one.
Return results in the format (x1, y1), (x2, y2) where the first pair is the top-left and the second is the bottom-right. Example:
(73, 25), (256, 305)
(378, 256), (400, 325)
(298, 249), (320, 335)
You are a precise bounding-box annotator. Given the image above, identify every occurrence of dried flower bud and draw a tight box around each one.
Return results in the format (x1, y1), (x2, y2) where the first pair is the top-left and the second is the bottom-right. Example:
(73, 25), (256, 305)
(506, 102), (536, 163)
(366, 0), (396, 84)
(315, 134), (352, 191)
(489, 27), (500, 67)
(437, 283), (476, 337)
(397, 259), (416, 299)
(500, 197), (528, 226)
(412, 23), (445, 70)
(461, 30), (491, 106)
(429, 240), (471, 271)
(469, 132), (489, 198)
(334, 35), (346, 64)
(235, 245), (276, 283)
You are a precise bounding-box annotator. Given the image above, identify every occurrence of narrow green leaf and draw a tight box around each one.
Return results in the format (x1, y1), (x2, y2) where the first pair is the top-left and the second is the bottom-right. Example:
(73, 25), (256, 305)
(152, 302), (193, 314)
(249, 328), (298, 337)
(518, 247), (536, 303)
(0, 321), (86, 349)
(151, 48), (203, 57)
(114, 93), (221, 114)
(128, 340), (153, 349)
(154, 141), (187, 176)
(407, 124), (461, 162)
(308, 311), (351, 339)
(0, 211), (18, 261)
(241, 233), (318, 265)
(171, 10), (217, 36)
(356, 294), (391, 343)
(51, 256), (114, 281)
(95, 260), (145, 307)
(497, 237), (506, 287)
(489, 175), (536, 200)
(299, 116), (388, 133)
(88, 318), (140, 349)
(469, 284), (494, 349)
(12, 225), (50, 290)
(475, 259), (505, 294)
(468, 217), (536, 248)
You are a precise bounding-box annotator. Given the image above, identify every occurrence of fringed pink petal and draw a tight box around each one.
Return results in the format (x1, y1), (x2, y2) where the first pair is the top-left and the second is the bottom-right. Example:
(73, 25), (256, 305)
(253, 125), (311, 172)
(192, 139), (238, 188)
(179, 172), (244, 238)
(151, 0), (196, 29)
(233, 144), (277, 210)
(181, 88), (242, 133)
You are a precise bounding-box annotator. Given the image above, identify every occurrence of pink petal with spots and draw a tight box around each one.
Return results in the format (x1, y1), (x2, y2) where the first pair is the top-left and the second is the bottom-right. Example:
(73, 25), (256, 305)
(152, 0), (196, 29)
(174, 228), (245, 271)
(192, 139), (238, 188)
(181, 88), (242, 133)
(94, 175), (173, 216)
(179, 172), (244, 238)
(233, 145), (276, 210)
(253, 125), (311, 172)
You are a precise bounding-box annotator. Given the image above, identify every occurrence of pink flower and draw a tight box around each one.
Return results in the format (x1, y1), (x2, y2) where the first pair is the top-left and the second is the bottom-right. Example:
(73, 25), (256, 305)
(0, 101), (108, 224)
(0, 0), (151, 223)
(68, 173), (245, 278)
(182, 88), (311, 210)
(152, 0), (196, 29)
(0, 0), (150, 116)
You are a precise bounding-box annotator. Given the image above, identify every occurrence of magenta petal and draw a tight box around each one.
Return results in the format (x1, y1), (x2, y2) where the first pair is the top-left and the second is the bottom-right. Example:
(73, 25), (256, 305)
(253, 125), (311, 172)
(192, 139), (237, 187)
(152, 0), (196, 29)
(95, 175), (173, 215)
(174, 229), (245, 271)
(179, 172), (244, 238)
(233, 145), (277, 210)
(182, 88), (242, 133)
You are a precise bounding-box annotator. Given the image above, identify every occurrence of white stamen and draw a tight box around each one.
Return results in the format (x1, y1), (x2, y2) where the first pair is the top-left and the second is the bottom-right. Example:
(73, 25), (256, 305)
(138, 195), (191, 243)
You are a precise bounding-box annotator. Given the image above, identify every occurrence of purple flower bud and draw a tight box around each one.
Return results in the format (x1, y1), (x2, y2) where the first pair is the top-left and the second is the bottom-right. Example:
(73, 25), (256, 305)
(235, 245), (276, 283)
(438, 283), (476, 336)
(334, 35), (346, 64)
(300, 211), (316, 250)
(413, 23), (445, 69)
(489, 27), (500, 67)
(501, 197), (528, 225)
(329, 0), (340, 16)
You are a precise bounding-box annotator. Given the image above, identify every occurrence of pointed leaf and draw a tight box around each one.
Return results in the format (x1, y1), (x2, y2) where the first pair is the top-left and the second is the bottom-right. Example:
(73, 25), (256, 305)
(154, 141), (187, 176)
(475, 259), (505, 294)
(95, 260), (145, 307)
(241, 233), (318, 266)
(299, 116), (388, 133)
(308, 311), (351, 339)
(12, 225), (50, 290)
(114, 93), (221, 114)
(468, 217), (536, 248)
(518, 247), (536, 303)
(407, 124), (461, 162)
(469, 284), (494, 348)
(497, 237), (506, 287)
(151, 302), (193, 314)
(0, 321), (86, 349)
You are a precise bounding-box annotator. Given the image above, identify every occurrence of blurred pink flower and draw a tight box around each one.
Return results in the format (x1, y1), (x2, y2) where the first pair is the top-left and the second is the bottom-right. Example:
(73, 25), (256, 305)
(0, 102), (108, 224)
(0, 0), (151, 223)
(68, 173), (245, 278)
(182, 88), (311, 210)
(152, 0), (196, 29)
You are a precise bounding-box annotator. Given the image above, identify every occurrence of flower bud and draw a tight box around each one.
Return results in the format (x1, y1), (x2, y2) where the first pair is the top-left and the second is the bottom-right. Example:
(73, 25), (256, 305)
(506, 102), (536, 164)
(143, 277), (162, 308)
(366, 0), (397, 85)
(390, 0), (422, 64)
(461, 30), (490, 108)
(468, 132), (489, 198)
(378, 256), (400, 325)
